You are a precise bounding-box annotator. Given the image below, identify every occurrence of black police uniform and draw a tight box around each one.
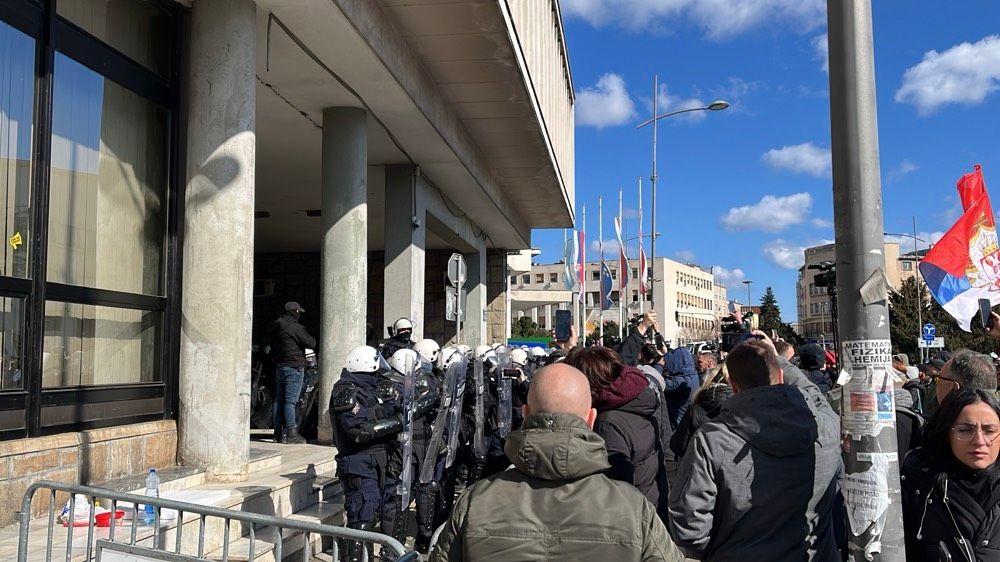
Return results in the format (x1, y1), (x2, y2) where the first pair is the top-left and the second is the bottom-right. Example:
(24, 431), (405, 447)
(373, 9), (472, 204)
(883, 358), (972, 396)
(379, 332), (413, 360)
(410, 369), (443, 552)
(330, 369), (401, 562)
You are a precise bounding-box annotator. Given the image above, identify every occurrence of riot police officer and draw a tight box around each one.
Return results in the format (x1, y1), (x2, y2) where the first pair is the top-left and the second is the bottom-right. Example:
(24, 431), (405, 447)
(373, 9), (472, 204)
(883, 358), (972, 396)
(379, 348), (440, 546)
(329, 346), (401, 562)
(411, 339), (444, 553)
(379, 318), (415, 359)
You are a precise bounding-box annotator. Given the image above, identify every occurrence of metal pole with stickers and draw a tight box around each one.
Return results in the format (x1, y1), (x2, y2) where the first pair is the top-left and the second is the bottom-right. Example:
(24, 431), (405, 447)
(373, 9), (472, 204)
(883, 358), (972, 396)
(827, 1), (904, 559)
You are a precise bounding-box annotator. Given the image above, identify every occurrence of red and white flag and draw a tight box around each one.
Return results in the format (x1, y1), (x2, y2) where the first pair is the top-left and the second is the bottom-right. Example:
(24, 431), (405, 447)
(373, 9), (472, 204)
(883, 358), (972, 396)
(577, 229), (586, 302)
(639, 247), (649, 294)
(614, 216), (629, 291)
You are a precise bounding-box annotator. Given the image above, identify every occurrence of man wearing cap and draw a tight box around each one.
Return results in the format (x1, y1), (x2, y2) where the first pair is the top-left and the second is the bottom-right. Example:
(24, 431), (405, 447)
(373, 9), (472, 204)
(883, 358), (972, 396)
(270, 302), (317, 444)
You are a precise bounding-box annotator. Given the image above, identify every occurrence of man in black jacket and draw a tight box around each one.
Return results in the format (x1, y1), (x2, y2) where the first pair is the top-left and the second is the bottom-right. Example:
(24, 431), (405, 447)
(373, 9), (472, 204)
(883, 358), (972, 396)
(270, 302), (316, 444)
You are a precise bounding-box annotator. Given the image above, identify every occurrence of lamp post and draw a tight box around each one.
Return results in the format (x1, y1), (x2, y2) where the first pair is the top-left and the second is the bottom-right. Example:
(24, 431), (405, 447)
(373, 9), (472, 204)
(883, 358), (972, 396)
(637, 76), (728, 302)
(885, 222), (927, 361)
(741, 280), (753, 311)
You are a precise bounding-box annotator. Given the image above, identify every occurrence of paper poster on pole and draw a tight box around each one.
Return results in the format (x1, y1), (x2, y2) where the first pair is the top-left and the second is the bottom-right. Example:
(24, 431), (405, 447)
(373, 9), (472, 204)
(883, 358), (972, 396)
(843, 451), (891, 543)
(840, 340), (895, 437)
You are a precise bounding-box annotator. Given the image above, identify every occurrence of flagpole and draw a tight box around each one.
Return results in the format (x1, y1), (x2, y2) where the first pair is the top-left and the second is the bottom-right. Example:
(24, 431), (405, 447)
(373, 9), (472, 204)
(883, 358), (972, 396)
(650, 74), (658, 307)
(638, 176), (645, 315)
(599, 196), (604, 343)
(581, 205), (587, 343)
(618, 188), (625, 341)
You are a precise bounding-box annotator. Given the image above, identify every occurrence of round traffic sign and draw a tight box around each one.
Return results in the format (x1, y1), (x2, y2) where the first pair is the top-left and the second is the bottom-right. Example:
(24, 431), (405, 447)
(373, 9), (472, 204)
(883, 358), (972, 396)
(922, 323), (936, 339)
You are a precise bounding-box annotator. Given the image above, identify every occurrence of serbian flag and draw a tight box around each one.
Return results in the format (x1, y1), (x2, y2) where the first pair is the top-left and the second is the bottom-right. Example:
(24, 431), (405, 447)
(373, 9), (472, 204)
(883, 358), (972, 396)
(576, 230), (586, 302)
(614, 217), (630, 290)
(919, 165), (1000, 331)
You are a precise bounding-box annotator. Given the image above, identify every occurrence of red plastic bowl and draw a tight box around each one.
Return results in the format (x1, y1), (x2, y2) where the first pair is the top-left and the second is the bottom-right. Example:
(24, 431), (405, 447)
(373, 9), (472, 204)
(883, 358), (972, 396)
(95, 510), (125, 527)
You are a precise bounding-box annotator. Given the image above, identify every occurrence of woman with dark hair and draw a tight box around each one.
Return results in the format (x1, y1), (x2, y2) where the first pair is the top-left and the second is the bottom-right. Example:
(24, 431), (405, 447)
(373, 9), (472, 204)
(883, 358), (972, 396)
(564, 345), (672, 518)
(902, 389), (1000, 561)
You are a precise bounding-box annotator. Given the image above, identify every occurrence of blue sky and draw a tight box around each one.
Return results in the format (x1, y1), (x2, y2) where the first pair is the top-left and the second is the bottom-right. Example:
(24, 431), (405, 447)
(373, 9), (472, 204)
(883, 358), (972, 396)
(530, 0), (1000, 321)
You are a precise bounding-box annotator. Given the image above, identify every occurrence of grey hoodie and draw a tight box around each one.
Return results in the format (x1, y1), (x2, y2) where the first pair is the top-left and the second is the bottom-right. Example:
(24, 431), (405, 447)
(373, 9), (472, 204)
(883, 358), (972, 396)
(667, 358), (842, 561)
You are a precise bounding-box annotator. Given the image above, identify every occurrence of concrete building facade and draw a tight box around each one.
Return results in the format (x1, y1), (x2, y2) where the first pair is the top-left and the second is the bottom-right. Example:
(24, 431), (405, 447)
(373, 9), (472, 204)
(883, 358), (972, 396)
(0, 0), (574, 518)
(797, 241), (919, 344)
(514, 257), (721, 346)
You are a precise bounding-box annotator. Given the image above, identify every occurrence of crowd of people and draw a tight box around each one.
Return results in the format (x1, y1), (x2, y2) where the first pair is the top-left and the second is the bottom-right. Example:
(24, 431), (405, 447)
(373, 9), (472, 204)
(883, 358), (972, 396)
(268, 302), (1000, 561)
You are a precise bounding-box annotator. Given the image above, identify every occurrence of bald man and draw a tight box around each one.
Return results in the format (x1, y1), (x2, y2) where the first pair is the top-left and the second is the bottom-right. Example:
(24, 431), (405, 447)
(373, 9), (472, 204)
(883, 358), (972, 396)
(431, 364), (682, 562)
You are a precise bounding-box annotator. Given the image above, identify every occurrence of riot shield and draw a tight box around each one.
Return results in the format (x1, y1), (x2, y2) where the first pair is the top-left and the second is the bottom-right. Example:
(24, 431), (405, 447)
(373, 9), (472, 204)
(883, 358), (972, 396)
(419, 359), (458, 484)
(444, 353), (470, 468)
(472, 357), (487, 461)
(397, 352), (417, 510)
(495, 346), (513, 438)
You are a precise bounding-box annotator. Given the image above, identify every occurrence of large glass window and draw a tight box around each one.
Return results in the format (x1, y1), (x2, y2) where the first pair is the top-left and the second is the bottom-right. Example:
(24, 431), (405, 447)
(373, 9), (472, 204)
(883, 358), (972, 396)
(48, 53), (167, 296)
(0, 296), (24, 390)
(57, 0), (171, 78)
(42, 302), (160, 387)
(0, 21), (35, 279)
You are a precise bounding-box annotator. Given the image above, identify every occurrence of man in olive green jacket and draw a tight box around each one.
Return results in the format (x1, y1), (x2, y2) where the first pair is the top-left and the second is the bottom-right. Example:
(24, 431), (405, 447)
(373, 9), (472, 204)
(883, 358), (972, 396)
(431, 363), (683, 562)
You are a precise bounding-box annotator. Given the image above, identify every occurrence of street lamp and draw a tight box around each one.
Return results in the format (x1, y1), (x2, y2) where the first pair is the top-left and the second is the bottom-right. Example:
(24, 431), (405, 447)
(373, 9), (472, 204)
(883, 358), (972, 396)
(741, 280), (753, 311)
(637, 73), (729, 301)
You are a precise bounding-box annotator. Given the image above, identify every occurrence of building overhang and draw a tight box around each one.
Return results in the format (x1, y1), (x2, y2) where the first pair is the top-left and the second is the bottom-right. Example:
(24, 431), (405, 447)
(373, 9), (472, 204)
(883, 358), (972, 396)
(247, 0), (573, 252)
(510, 289), (573, 314)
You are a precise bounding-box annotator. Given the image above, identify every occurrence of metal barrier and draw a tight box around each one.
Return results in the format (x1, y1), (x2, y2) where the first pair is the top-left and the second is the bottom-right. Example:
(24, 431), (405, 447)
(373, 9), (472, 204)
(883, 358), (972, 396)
(16, 480), (421, 562)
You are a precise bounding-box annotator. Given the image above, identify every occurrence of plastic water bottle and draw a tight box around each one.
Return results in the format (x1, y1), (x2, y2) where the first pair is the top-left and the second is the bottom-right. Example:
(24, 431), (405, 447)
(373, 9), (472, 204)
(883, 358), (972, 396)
(142, 469), (159, 525)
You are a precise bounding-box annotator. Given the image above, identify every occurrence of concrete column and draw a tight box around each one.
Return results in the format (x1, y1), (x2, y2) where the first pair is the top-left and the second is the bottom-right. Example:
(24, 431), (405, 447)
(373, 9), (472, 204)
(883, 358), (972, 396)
(462, 248), (487, 346)
(179, 0), (255, 482)
(317, 107), (368, 443)
(545, 304), (553, 330)
(383, 165), (425, 340)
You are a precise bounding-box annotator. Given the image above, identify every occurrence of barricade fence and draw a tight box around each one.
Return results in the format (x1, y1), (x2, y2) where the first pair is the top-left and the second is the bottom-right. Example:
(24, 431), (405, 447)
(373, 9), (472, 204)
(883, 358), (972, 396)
(16, 480), (420, 562)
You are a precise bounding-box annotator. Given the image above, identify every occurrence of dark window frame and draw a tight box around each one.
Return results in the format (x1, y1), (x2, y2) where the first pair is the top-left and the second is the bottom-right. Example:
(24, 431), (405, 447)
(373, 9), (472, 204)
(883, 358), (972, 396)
(0, 0), (184, 439)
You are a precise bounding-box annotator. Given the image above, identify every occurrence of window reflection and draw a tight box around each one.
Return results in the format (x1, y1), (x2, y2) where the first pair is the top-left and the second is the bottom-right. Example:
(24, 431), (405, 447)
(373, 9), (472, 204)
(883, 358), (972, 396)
(42, 302), (160, 387)
(48, 53), (167, 296)
(57, 0), (171, 77)
(0, 21), (35, 279)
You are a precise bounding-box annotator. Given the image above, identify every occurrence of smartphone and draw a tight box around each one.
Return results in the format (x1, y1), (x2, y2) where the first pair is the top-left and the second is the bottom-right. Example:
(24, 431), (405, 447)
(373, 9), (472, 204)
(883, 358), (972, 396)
(502, 368), (521, 379)
(555, 310), (572, 341)
(980, 298), (994, 330)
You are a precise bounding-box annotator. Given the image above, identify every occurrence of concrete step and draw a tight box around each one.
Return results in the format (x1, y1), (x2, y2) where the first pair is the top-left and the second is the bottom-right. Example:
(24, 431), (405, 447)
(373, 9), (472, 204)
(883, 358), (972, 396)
(0, 443), (337, 561)
(205, 501), (345, 562)
(249, 447), (284, 474)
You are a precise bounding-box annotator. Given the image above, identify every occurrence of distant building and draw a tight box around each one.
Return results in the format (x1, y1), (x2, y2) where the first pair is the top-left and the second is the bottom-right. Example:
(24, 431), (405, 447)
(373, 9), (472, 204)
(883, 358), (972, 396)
(797, 241), (923, 344)
(512, 257), (723, 346)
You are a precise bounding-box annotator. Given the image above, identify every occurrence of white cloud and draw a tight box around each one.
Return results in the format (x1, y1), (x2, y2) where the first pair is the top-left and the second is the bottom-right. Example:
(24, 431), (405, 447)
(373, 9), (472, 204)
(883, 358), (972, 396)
(762, 142), (831, 177)
(622, 206), (640, 219)
(713, 265), (746, 290)
(654, 83), (708, 122)
(575, 73), (637, 128)
(811, 217), (833, 228)
(812, 33), (829, 73)
(762, 239), (811, 269)
(589, 238), (622, 256)
(887, 159), (919, 183)
(895, 35), (1000, 115)
(561, 0), (825, 40)
(720, 192), (812, 232)
(675, 250), (696, 263)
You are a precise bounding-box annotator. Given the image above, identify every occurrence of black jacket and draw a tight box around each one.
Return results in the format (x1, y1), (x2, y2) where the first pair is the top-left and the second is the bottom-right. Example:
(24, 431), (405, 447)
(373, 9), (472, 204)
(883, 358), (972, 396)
(619, 328), (646, 367)
(270, 314), (316, 367)
(902, 452), (1000, 561)
(593, 367), (671, 518)
(330, 370), (400, 466)
(669, 383), (733, 459)
(797, 344), (832, 394)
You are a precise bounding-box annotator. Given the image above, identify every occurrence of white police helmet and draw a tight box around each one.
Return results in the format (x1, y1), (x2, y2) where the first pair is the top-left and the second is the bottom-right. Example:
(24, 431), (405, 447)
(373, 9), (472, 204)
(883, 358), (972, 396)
(510, 348), (529, 368)
(386, 348), (420, 383)
(474, 344), (493, 359)
(393, 318), (414, 332)
(345, 346), (389, 374)
(437, 346), (465, 371)
(413, 339), (441, 364)
(455, 344), (472, 355)
(529, 347), (548, 359)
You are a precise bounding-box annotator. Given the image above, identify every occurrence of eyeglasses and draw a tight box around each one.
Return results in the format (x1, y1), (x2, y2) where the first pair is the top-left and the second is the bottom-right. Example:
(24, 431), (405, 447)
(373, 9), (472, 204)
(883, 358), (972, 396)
(951, 423), (1000, 442)
(937, 376), (960, 385)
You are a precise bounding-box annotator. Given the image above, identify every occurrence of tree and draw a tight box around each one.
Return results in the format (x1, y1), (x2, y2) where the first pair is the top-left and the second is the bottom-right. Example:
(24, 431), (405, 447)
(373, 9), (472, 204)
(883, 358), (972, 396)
(889, 276), (994, 359)
(512, 316), (549, 339)
(758, 286), (802, 345)
(587, 320), (621, 347)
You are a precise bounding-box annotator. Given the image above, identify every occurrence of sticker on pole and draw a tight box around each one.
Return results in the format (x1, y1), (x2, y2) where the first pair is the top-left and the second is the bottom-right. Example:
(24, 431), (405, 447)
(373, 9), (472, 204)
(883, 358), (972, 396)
(840, 340), (895, 437)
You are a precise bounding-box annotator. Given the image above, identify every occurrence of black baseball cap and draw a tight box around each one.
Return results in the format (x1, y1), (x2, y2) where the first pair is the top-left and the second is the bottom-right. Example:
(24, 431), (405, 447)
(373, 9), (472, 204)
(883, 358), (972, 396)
(284, 302), (304, 313)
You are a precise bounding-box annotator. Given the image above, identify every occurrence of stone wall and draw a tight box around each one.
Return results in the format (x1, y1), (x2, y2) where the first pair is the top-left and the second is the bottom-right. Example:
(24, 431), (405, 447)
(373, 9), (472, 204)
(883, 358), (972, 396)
(486, 249), (508, 343)
(0, 420), (176, 526)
